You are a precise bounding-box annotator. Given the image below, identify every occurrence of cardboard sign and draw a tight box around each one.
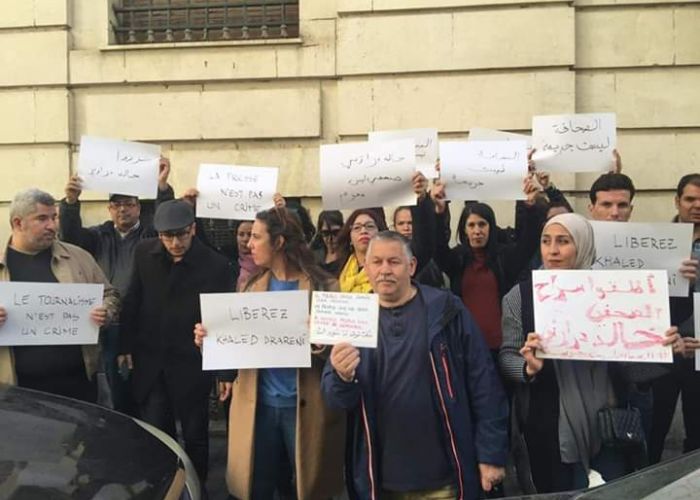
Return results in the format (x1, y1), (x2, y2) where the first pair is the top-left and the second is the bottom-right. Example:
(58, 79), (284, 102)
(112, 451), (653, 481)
(310, 292), (379, 348)
(200, 291), (310, 370)
(77, 136), (160, 198)
(369, 128), (439, 179)
(0, 283), (104, 346)
(196, 164), (278, 220)
(591, 221), (694, 297)
(439, 140), (528, 200)
(533, 269), (672, 363)
(320, 140), (416, 210)
(532, 113), (616, 172)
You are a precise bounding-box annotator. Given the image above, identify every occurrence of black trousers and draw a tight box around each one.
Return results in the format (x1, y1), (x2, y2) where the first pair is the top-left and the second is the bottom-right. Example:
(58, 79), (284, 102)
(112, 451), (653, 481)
(649, 359), (700, 464)
(139, 372), (210, 484)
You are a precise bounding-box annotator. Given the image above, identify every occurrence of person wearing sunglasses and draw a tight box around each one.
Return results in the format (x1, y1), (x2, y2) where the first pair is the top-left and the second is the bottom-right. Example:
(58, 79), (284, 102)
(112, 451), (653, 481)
(310, 210), (345, 275)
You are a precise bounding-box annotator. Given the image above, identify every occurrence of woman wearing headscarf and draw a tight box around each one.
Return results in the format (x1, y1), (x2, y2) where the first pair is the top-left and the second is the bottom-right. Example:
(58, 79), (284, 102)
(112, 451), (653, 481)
(499, 213), (685, 493)
(194, 207), (345, 499)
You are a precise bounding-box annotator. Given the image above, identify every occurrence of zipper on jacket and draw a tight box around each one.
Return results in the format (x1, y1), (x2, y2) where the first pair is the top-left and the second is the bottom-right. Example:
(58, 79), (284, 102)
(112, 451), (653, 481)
(360, 397), (377, 500)
(429, 353), (465, 500)
(440, 343), (456, 400)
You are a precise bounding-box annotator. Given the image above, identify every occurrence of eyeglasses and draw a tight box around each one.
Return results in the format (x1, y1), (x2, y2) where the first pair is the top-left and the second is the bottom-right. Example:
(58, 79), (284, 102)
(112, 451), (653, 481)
(109, 200), (138, 209)
(159, 228), (192, 241)
(351, 222), (378, 233)
(320, 229), (341, 239)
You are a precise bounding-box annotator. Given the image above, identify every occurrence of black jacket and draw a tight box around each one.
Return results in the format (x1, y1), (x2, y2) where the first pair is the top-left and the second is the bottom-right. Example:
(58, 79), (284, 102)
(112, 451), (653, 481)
(119, 237), (234, 403)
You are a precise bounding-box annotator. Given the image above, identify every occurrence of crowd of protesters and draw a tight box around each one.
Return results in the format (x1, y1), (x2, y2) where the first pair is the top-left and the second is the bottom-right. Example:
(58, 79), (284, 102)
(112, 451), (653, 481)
(1, 147), (700, 500)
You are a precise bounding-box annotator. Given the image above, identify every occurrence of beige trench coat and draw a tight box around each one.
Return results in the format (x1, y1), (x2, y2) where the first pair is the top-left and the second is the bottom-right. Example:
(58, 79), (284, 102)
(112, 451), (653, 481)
(226, 270), (346, 500)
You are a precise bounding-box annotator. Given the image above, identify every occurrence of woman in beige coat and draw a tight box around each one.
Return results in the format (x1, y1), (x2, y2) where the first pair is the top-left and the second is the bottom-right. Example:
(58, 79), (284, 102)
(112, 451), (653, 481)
(195, 207), (345, 499)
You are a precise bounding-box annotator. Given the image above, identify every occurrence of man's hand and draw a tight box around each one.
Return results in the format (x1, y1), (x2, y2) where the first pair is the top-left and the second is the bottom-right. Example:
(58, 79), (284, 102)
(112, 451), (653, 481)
(430, 180), (447, 214)
(65, 175), (83, 204)
(330, 342), (360, 382)
(90, 306), (108, 327)
(181, 188), (198, 207)
(158, 157), (171, 191)
(478, 463), (505, 492)
(0, 306), (7, 327)
(218, 381), (232, 402)
(117, 353), (133, 370)
(194, 323), (207, 349)
(520, 332), (545, 377)
(411, 172), (428, 200)
(535, 170), (551, 191)
(522, 175), (541, 206)
(273, 192), (286, 208)
(662, 327), (700, 358)
(679, 258), (698, 283)
(611, 149), (622, 174)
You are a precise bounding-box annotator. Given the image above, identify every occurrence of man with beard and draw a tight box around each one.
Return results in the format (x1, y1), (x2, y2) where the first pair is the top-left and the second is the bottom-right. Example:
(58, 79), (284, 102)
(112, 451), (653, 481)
(0, 189), (118, 402)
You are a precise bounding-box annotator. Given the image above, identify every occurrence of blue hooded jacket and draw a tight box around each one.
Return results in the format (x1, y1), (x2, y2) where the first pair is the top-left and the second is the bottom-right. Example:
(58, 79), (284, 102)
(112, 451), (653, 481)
(321, 284), (509, 500)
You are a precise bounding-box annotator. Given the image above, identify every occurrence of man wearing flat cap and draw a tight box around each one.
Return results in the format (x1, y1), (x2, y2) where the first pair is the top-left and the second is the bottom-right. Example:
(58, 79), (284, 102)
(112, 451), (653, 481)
(118, 199), (234, 489)
(59, 158), (173, 413)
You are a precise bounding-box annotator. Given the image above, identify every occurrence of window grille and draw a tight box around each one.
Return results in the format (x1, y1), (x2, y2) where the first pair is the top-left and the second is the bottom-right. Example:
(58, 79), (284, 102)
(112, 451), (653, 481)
(112, 0), (299, 44)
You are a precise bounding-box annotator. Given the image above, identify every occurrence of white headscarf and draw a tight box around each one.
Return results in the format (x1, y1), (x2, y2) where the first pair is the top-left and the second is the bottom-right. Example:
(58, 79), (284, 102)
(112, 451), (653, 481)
(543, 213), (596, 270)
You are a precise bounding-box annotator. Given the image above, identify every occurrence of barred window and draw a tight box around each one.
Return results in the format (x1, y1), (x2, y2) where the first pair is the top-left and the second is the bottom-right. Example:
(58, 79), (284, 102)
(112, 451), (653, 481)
(112, 0), (299, 44)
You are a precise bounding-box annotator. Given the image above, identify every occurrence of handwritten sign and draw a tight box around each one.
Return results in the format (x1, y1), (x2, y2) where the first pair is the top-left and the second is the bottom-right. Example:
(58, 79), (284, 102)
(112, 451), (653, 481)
(200, 290), (310, 370)
(694, 293), (700, 372)
(439, 140), (528, 200)
(469, 127), (533, 148)
(532, 270), (672, 363)
(0, 282), (103, 346)
(369, 128), (439, 179)
(310, 292), (379, 348)
(77, 136), (160, 199)
(319, 140), (416, 210)
(195, 164), (278, 220)
(591, 221), (694, 297)
(532, 113), (616, 172)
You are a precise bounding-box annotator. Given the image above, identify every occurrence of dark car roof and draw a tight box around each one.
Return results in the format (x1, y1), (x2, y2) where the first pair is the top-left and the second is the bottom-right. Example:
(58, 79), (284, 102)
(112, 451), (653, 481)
(0, 384), (182, 499)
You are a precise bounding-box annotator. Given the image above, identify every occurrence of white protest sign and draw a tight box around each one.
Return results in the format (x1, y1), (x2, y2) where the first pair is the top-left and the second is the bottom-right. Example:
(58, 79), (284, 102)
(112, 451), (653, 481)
(77, 136), (160, 198)
(439, 140), (528, 200)
(694, 293), (700, 372)
(532, 113), (617, 172)
(200, 290), (310, 370)
(369, 128), (439, 179)
(469, 127), (533, 148)
(320, 140), (416, 210)
(310, 292), (379, 348)
(0, 282), (103, 346)
(195, 164), (278, 220)
(533, 270), (672, 363)
(591, 221), (693, 297)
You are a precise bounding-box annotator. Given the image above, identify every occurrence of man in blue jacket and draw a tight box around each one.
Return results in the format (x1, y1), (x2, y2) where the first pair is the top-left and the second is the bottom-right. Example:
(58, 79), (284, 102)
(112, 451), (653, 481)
(322, 231), (509, 500)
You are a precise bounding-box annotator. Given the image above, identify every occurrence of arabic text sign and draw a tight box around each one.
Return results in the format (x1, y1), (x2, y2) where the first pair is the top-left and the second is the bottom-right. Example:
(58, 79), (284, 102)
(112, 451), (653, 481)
(439, 140), (528, 200)
(532, 113), (616, 173)
(0, 282), (103, 346)
(591, 221), (693, 297)
(310, 292), (379, 348)
(320, 140), (417, 210)
(77, 136), (160, 198)
(533, 270), (672, 363)
(369, 128), (439, 179)
(196, 164), (278, 220)
(201, 291), (310, 370)
(468, 127), (533, 148)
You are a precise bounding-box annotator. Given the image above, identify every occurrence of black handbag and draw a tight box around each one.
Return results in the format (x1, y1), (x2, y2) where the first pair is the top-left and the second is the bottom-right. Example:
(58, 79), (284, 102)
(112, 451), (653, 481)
(597, 406), (646, 449)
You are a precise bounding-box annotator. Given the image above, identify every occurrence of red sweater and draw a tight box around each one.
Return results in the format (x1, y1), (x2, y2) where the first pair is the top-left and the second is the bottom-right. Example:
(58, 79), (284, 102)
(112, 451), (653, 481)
(461, 249), (502, 350)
